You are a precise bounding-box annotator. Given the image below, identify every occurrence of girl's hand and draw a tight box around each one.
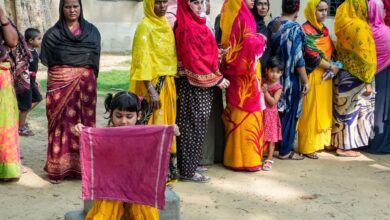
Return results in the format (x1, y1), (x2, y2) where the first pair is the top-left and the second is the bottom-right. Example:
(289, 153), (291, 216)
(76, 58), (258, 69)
(173, 124), (181, 136)
(217, 78), (230, 89)
(363, 84), (373, 96)
(72, 123), (84, 136)
(148, 86), (161, 110)
(302, 83), (310, 95)
(261, 84), (268, 93)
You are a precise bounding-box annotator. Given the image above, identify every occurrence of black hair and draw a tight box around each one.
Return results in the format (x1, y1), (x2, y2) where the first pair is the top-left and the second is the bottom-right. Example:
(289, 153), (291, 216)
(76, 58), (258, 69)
(24, 28), (41, 42)
(282, 0), (300, 14)
(104, 91), (151, 126)
(266, 57), (285, 71)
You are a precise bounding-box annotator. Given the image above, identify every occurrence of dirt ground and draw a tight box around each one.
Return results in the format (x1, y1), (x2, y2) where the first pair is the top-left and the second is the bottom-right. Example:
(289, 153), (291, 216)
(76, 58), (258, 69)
(1, 55), (390, 220)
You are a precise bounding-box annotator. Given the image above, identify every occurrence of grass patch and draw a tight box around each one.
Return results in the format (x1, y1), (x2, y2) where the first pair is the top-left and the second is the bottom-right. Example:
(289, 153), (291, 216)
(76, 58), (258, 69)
(97, 70), (129, 96)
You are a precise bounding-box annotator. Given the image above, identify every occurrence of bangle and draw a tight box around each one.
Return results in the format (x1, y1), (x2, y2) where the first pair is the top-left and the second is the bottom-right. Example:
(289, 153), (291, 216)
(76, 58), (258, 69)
(1, 21), (11, 27)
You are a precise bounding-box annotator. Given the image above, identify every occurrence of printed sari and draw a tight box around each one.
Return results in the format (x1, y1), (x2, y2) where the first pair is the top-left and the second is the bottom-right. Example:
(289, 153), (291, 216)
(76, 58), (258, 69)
(0, 63), (21, 180)
(332, 0), (376, 149)
(297, 0), (334, 154)
(129, 0), (178, 179)
(220, 0), (266, 171)
(366, 0), (390, 154)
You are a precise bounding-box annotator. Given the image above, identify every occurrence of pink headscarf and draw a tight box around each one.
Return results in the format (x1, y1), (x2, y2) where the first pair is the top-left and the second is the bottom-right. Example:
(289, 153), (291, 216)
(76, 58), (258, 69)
(369, 0), (390, 73)
(384, 0), (390, 26)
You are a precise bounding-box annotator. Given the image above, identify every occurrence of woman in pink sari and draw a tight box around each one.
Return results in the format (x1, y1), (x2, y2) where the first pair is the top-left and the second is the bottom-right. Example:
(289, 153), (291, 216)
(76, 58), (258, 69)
(40, 0), (101, 183)
(220, 0), (266, 171)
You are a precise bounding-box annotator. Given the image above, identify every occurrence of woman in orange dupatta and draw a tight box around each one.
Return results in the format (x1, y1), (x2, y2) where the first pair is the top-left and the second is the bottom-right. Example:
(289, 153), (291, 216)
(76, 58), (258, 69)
(40, 0), (101, 182)
(220, 0), (266, 171)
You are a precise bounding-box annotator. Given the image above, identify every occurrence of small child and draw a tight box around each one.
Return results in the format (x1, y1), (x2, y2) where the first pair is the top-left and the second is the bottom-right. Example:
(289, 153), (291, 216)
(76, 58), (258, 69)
(261, 57), (284, 171)
(73, 91), (179, 220)
(17, 28), (42, 136)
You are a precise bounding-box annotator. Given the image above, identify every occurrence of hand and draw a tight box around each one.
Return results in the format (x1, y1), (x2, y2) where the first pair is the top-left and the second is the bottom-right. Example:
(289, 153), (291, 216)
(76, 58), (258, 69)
(217, 78), (230, 89)
(363, 84), (373, 96)
(302, 83), (310, 95)
(330, 64), (340, 75)
(218, 47), (230, 63)
(261, 84), (268, 93)
(173, 124), (181, 136)
(72, 123), (84, 136)
(148, 86), (161, 110)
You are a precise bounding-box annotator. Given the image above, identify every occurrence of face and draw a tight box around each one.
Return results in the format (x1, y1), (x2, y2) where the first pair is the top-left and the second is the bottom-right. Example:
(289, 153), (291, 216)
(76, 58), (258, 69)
(111, 109), (141, 127)
(266, 67), (283, 83)
(245, 0), (255, 9)
(205, 0), (211, 15)
(188, 0), (204, 16)
(29, 34), (42, 48)
(315, 1), (328, 23)
(154, 0), (169, 17)
(256, 0), (269, 17)
(63, 0), (81, 23)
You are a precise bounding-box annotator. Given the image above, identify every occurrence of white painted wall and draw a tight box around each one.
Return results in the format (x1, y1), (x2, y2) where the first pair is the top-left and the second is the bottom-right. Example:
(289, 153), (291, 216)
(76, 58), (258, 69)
(49, 0), (336, 52)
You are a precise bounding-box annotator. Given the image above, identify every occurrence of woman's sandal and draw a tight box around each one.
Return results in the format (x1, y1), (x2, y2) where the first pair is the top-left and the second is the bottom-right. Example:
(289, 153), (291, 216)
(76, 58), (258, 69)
(49, 179), (61, 184)
(262, 160), (274, 171)
(304, 153), (319, 159)
(196, 166), (208, 173)
(278, 151), (304, 160)
(180, 172), (210, 183)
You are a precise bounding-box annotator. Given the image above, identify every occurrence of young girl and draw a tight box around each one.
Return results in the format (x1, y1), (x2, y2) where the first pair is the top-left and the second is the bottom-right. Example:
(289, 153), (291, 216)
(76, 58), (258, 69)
(73, 91), (179, 220)
(261, 57), (284, 171)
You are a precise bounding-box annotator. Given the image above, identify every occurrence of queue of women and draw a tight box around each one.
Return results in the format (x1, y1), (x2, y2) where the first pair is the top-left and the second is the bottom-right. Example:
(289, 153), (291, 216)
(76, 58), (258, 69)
(1, 0), (390, 187)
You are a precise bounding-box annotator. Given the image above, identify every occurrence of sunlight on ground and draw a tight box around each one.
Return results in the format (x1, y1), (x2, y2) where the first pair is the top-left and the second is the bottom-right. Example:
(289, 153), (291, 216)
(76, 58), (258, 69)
(17, 167), (51, 188)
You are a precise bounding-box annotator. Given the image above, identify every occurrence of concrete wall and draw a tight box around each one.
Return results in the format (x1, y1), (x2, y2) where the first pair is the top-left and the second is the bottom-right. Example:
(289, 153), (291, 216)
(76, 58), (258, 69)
(50, 0), (337, 52)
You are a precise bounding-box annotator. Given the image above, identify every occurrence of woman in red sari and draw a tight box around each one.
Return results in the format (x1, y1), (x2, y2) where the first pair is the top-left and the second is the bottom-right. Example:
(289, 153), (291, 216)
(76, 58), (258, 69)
(220, 0), (266, 171)
(40, 0), (101, 183)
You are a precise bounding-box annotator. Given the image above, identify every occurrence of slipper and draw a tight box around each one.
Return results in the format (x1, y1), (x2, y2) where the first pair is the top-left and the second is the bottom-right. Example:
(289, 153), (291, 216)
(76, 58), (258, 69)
(196, 166), (208, 173)
(49, 179), (61, 184)
(262, 160), (274, 171)
(278, 151), (304, 160)
(304, 153), (319, 159)
(180, 172), (210, 183)
(336, 149), (361, 157)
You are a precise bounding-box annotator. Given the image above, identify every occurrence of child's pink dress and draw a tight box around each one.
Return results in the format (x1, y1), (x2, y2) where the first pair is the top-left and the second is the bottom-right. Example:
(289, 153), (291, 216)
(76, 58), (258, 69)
(263, 82), (283, 142)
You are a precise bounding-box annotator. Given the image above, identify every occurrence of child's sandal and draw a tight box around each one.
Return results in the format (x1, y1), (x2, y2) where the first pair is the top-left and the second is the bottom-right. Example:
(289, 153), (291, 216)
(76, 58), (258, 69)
(262, 160), (274, 171)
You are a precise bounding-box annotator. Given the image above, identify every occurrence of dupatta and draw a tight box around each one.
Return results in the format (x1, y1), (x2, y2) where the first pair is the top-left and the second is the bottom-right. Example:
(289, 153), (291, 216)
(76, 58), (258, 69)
(130, 0), (177, 87)
(174, 0), (222, 87)
(334, 0), (377, 83)
(369, 0), (390, 73)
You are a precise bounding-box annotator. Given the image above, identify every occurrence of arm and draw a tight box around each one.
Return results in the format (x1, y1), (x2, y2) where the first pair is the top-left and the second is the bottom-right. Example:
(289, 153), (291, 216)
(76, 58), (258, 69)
(143, 81), (161, 110)
(0, 7), (18, 48)
(297, 66), (310, 94)
(264, 88), (282, 106)
(319, 59), (339, 74)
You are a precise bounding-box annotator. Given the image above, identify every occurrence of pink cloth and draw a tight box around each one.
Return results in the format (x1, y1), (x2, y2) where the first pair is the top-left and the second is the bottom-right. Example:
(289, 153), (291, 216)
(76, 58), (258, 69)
(263, 82), (283, 142)
(384, 0), (390, 26)
(166, 0), (177, 28)
(369, 0), (390, 73)
(80, 125), (174, 209)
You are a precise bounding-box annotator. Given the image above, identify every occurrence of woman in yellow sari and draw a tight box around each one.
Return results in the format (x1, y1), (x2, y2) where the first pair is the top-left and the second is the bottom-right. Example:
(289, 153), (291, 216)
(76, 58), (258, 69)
(130, 0), (178, 181)
(297, 0), (339, 159)
(332, 0), (376, 157)
(220, 0), (266, 171)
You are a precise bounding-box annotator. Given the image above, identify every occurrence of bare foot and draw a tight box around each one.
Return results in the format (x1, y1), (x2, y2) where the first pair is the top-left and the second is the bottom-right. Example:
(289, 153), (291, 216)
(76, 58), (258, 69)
(336, 149), (361, 157)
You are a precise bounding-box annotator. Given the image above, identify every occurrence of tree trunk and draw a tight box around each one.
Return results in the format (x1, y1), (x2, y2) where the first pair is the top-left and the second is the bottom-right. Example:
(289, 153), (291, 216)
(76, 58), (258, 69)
(3, 0), (53, 33)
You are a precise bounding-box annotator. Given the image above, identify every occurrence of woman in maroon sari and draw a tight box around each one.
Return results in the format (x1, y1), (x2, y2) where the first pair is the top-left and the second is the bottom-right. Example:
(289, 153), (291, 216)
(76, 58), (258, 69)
(40, 0), (101, 183)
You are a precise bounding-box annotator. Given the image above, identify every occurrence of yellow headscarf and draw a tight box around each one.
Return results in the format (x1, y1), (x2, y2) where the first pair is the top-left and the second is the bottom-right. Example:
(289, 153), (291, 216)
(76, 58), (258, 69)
(130, 0), (177, 85)
(220, 0), (242, 48)
(334, 0), (377, 83)
(304, 0), (324, 30)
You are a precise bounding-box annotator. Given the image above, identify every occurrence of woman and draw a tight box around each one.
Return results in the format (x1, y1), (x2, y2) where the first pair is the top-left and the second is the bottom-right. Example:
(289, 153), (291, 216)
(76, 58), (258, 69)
(0, 6), (24, 182)
(332, 0), (376, 157)
(40, 0), (101, 183)
(220, 0), (266, 171)
(366, 0), (390, 154)
(130, 0), (179, 180)
(251, 0), (271, 75)
(268, 0), (310, 160)
(175, 0), (229, 182)
(297, 0), (339, 159)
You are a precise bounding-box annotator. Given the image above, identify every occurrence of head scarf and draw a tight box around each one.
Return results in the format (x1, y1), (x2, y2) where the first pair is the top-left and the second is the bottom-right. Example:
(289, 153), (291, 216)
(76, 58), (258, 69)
(384, 0), (390, 26)
(303, 0), (334, 73)
(334, 0), (377, 83)
(40, 0), (101, 76)
(251, 0), (270, 35)
(130, 0), (177, 84)
(174, 0), (221, 87)
(304, 0), (324, 30)
(166, 0), (178, 28)
(369, 0), (390, 73)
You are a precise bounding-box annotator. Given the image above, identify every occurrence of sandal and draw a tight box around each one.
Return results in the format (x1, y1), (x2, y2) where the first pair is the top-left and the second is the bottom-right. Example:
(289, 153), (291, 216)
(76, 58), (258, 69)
(196, 166), (208, 173)
(278, 151), (304, 160)
(336, 149), (361, 157)
(49, 179), (61, 184)
(304, 153), (319, 159)
(19, 125), (34, 136)
(180, 172), (210, 183)
(262, 160), (274, 171)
